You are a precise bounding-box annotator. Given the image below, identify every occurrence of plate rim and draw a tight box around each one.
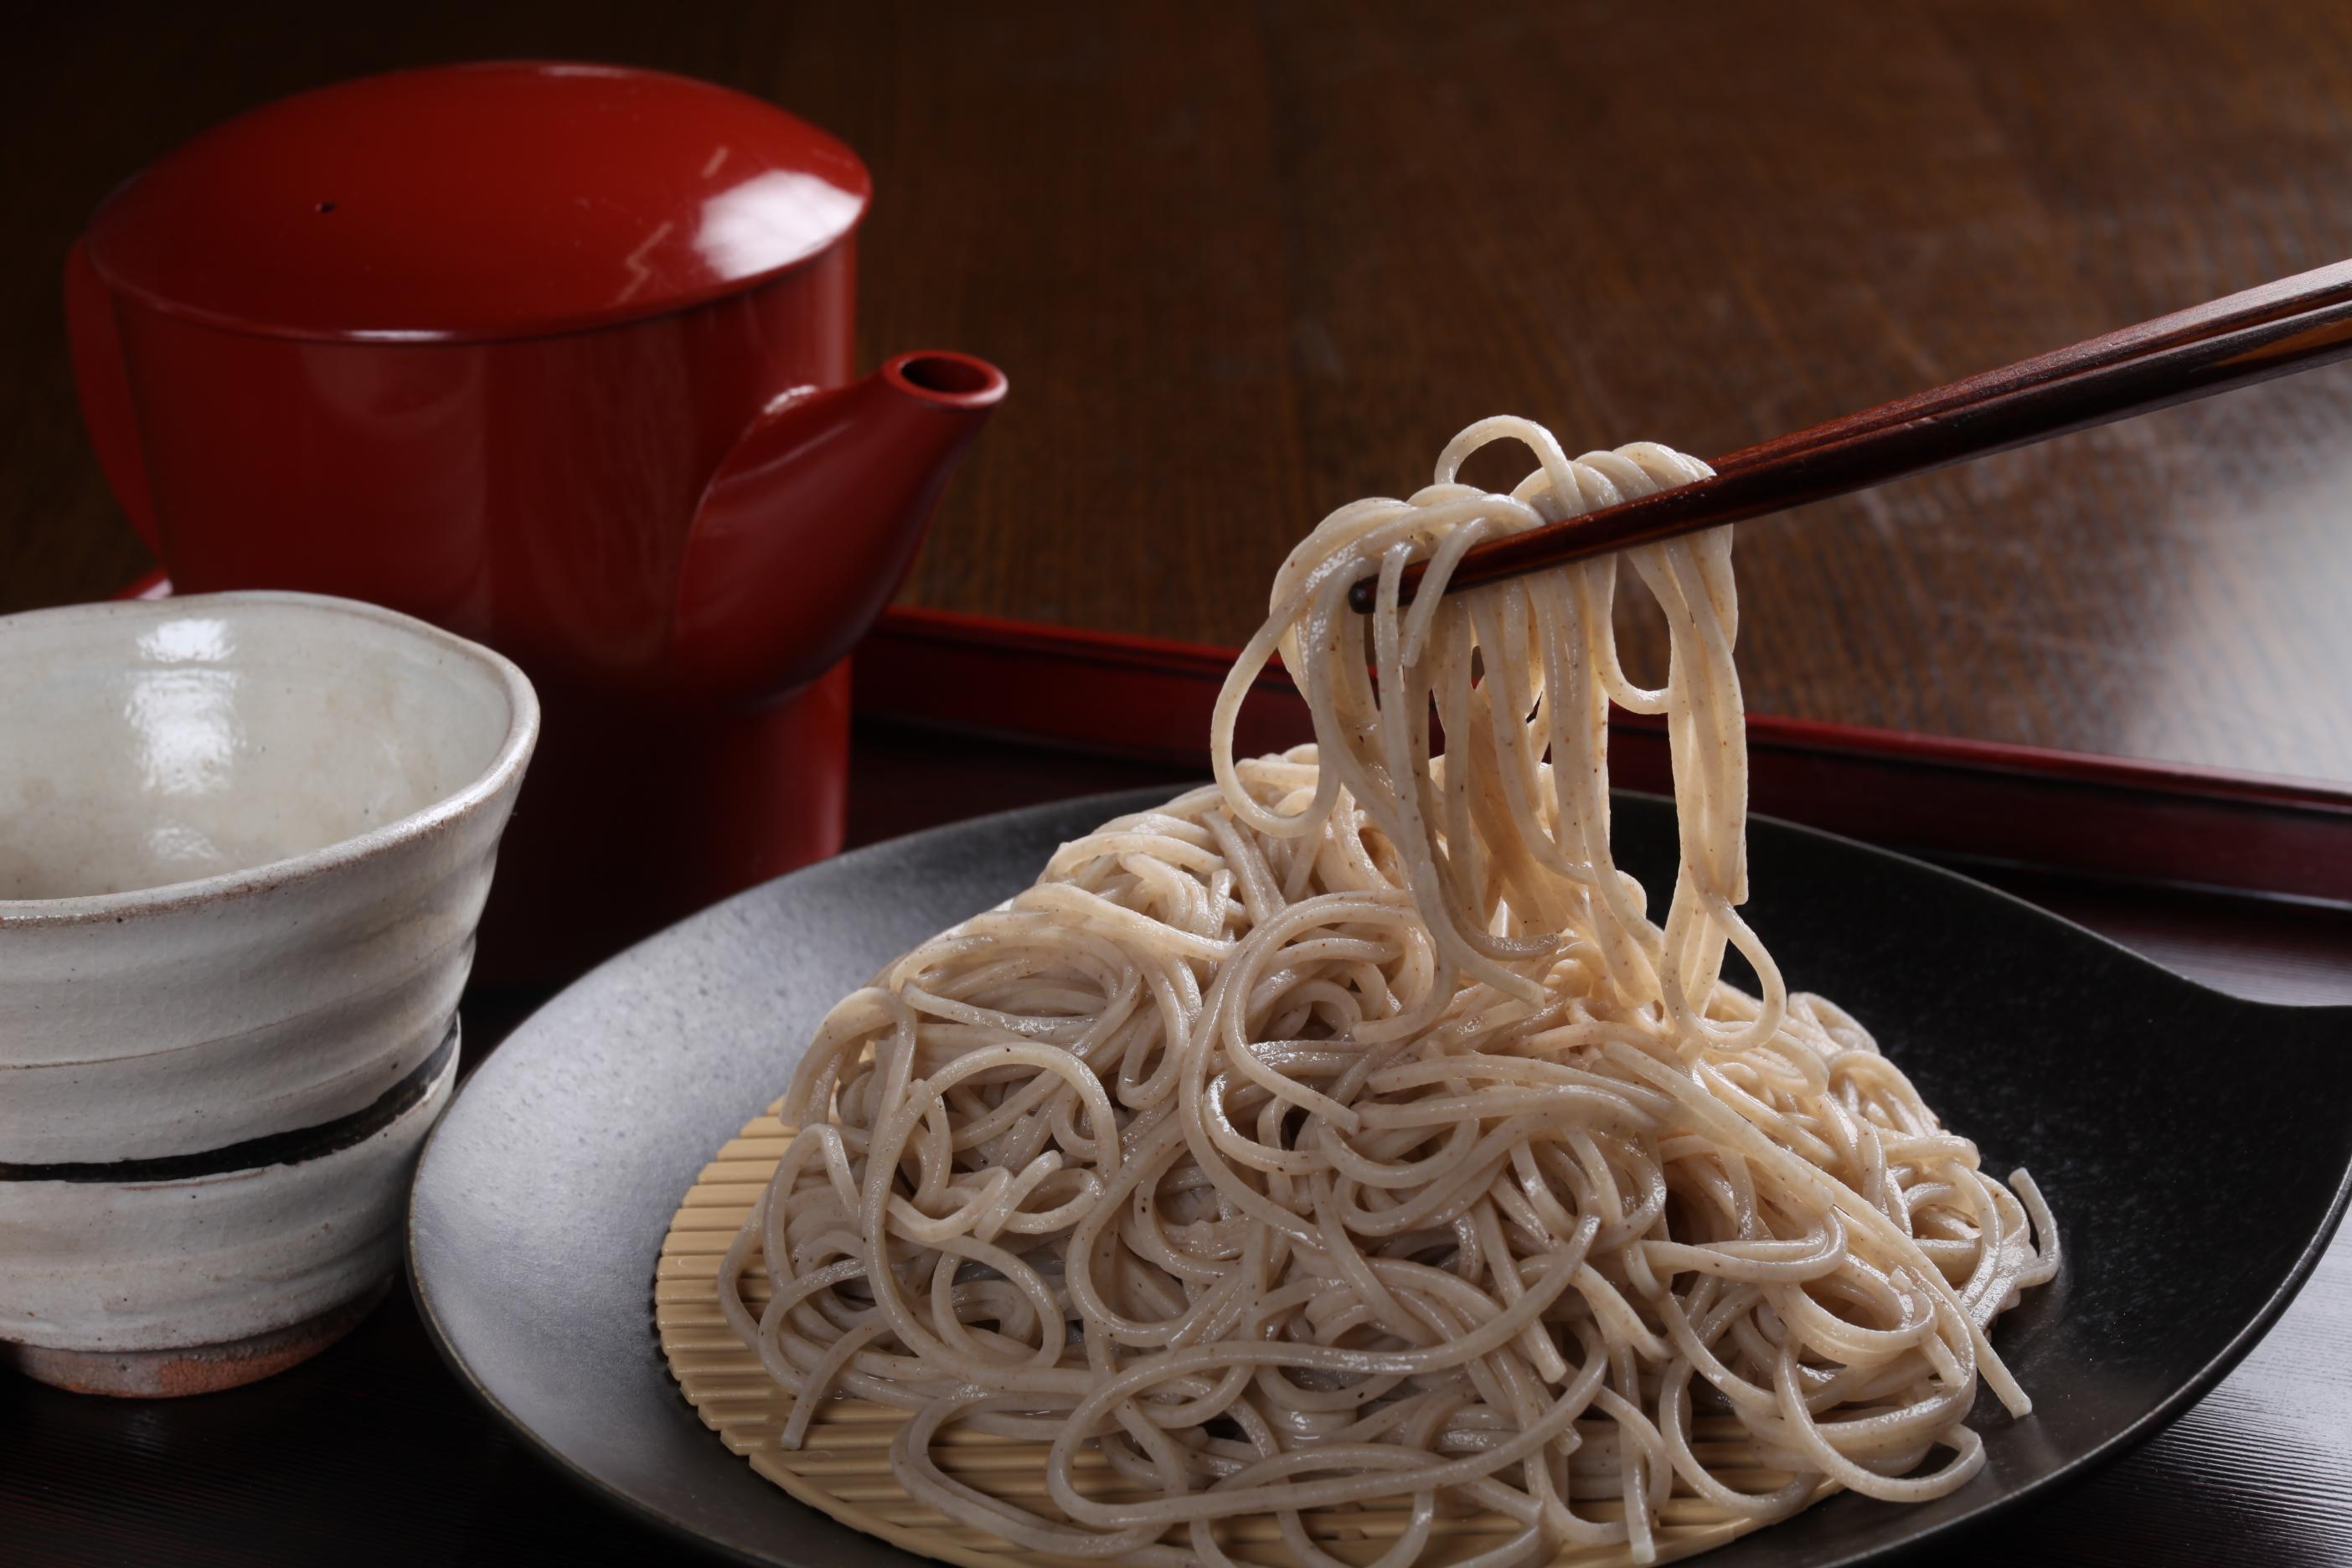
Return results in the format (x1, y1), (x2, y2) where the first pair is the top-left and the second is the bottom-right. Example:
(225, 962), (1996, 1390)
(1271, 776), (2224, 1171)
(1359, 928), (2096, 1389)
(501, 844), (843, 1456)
(410, 786), (2352, 1568)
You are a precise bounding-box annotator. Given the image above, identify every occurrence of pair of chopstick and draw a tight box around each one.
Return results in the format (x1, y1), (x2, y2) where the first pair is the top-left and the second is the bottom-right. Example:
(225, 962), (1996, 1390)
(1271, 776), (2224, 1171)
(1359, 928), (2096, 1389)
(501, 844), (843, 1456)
(1353, 257), (2352, 611)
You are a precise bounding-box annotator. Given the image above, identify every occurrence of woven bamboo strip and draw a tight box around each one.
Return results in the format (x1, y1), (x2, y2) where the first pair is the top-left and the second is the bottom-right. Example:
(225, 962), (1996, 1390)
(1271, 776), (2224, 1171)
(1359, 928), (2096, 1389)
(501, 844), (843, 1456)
(658, 1103), (1834, 1568)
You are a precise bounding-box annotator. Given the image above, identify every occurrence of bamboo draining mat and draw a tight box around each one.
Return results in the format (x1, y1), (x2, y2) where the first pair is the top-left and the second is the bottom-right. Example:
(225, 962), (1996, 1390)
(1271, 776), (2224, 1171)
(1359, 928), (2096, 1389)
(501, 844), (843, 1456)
(657, 1106), (1837, 1568)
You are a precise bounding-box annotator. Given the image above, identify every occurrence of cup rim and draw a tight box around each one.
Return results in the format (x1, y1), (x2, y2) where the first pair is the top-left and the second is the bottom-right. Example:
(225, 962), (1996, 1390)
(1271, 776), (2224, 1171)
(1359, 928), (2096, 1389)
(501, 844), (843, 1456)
(0, 591), (539, 927)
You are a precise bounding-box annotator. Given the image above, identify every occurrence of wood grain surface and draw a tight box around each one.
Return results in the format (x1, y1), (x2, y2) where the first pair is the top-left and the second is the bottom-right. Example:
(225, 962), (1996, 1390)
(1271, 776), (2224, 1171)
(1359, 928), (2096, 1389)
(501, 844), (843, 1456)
(8, 11), (2349, 1566)
(8, 1), (2352, 781)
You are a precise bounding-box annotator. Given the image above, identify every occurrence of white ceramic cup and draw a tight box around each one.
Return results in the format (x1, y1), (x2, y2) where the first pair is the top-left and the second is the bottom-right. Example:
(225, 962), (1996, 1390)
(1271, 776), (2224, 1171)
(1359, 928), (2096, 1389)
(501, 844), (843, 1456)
(0, 591), (538, 1394)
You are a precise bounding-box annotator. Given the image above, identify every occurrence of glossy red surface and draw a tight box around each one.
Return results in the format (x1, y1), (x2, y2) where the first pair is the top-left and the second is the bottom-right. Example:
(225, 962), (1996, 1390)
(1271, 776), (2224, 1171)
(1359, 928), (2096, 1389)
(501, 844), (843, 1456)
(675, 351), (1007, 700)
(855, 605), (2352, 905)
(86, 252), (868, 689)
(67, 65), (1002, 977)
(81, 63), (872, 342)
(480, 662), (855, 982)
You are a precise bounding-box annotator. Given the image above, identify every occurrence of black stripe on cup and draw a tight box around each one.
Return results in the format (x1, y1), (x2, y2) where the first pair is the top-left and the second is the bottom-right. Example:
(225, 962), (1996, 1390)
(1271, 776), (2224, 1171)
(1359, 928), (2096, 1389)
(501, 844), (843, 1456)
(0, 1019), (461, 1184)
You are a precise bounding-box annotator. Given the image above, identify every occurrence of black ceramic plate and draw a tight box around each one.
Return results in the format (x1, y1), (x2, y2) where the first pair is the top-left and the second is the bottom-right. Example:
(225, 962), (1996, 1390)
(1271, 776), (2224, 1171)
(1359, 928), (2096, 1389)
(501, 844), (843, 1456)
(410, 790), (2352, 1568)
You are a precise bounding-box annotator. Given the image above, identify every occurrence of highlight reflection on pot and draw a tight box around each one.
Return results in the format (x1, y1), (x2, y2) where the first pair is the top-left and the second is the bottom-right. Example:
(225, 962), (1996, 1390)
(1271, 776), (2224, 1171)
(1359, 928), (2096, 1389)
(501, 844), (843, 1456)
(64, 63), (1008, 974)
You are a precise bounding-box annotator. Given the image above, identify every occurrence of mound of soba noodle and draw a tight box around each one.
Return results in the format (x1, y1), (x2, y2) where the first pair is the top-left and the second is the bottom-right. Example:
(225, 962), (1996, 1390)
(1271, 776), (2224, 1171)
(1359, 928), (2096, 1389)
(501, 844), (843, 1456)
(720, 418), (2058, 1567)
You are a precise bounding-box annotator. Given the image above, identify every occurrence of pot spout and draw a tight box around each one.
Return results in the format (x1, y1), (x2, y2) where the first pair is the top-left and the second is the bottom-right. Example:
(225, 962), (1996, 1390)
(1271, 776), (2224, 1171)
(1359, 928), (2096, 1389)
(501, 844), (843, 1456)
(673, 351), (1007, 702)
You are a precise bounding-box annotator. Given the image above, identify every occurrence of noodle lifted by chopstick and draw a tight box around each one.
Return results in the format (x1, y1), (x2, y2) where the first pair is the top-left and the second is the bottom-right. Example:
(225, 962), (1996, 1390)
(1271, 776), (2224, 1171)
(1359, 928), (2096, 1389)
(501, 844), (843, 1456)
(719, 418), (2058, 1568)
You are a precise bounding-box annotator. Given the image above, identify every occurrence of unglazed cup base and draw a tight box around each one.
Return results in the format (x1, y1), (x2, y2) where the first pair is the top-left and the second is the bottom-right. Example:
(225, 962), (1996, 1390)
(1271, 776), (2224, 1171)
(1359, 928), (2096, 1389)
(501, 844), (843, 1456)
(0, 592), (538, 1391)
(3, 1275), (394, 1398)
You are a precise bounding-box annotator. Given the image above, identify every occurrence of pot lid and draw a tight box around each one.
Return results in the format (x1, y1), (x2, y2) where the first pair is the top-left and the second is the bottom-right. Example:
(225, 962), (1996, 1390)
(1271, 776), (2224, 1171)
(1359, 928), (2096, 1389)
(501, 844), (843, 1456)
(83, 62), (872, 343)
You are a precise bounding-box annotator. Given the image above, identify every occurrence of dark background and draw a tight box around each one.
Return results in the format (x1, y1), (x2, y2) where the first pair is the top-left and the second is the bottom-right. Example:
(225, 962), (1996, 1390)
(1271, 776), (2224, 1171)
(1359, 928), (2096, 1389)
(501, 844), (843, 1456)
(10, 0), (2352, 778)
(3, 4), (2349, 1565)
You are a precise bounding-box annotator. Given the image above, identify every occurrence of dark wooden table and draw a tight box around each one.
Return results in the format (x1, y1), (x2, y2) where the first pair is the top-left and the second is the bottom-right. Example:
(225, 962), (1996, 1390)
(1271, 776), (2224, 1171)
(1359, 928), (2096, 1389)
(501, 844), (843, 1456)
(7, 5), (2352, 1565)
(8, 0), (2352, 781)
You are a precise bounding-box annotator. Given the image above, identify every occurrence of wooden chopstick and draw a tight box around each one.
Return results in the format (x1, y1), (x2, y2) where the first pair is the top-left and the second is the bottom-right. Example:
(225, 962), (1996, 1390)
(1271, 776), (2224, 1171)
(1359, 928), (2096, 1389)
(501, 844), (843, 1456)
(1352, 257), (2352, 611)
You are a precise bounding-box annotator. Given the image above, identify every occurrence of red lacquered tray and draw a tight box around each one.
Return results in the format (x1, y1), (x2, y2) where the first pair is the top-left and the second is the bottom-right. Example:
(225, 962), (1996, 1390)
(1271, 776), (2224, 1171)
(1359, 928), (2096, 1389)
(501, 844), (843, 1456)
(858, 603), (2352, 907)
(842, 604), (2352, 1568)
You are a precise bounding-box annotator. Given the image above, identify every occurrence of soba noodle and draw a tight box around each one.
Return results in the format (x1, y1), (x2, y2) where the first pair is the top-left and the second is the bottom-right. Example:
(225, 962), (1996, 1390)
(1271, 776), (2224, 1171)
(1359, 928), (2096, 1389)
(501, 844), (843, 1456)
(718, 418), (2058, 1566)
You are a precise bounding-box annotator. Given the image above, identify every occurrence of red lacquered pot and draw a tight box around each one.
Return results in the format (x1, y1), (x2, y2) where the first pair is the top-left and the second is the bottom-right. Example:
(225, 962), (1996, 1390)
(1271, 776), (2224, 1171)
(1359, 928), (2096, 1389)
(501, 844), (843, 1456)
(65, 62), (1005, 979)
